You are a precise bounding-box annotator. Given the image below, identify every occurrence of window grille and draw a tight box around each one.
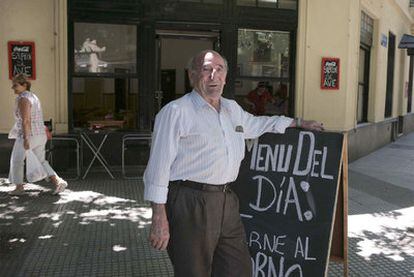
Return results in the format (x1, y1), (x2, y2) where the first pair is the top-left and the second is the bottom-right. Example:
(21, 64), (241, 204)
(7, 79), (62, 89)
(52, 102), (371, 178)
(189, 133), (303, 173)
(360, 11), (374, 46)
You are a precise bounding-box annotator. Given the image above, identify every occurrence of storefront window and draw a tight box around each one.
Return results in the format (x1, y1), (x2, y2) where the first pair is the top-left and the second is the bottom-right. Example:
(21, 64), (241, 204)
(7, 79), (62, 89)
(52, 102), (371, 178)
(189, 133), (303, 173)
(72, 77), (139, 130)
(180, 0), (223, 3)
(237, 0), (297, 10)
(73, 23), (137, 74)
(236, 29), (290, 116)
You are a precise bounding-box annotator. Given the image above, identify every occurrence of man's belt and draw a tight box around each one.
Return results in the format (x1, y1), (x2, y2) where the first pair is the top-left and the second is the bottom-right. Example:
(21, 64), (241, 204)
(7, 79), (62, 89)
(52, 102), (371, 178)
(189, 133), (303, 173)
(170, 180), (231, 193)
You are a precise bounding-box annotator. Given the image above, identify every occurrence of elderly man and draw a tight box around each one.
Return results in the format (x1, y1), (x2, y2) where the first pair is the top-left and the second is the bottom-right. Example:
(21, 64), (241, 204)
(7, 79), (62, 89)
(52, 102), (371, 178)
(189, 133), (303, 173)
(144, 50), (323, 277)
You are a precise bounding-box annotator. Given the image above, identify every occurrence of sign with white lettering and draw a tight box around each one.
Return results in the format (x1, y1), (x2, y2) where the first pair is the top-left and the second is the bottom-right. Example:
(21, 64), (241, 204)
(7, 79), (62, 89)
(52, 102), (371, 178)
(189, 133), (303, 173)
(8, 41), (36, 80)
(233, 129), (344, 277)
(321, 57), (339, 90)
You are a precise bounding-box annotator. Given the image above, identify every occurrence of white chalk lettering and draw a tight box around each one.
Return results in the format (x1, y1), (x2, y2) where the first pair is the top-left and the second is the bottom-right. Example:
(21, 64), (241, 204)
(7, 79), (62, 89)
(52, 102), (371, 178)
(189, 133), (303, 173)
(267, 144), (279, 171)
(250, 139), (259, 170)
(250, 176), (304, 222)
(248, 231), (286, 255)
(13, 46), (30, 52)
(247, 133), (334, 180)
(13, 65), (31, 76)
(249, 231), (262, 250)
(293, 132), (315, 176)
(320, 146), (334, 180)
(311, 149), (321, 177)
(276, 177), (287, 213)
(273, 235), (286, 255)
(283, 178), (303, 222)
(294, 236), (316, 261)
(294, 237), (304, 259)
(12, 52), (31, 60)
(249, 142), (292, 173)
(324, 79), (336, 87)
(256, 144), (272, 171)
(277, 145), (292, 172)
(251, 253), (303, 277)
(249, 175), (276, 212)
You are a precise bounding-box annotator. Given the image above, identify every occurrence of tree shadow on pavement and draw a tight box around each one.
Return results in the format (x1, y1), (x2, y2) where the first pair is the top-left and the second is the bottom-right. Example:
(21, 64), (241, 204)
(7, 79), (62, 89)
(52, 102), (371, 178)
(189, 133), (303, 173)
(0, 176), (173, 277)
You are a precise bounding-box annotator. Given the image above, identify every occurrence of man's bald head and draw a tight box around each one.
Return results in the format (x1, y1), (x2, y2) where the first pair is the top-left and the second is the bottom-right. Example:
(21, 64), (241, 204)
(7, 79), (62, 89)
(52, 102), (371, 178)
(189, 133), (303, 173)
(187, 50), (228, 87)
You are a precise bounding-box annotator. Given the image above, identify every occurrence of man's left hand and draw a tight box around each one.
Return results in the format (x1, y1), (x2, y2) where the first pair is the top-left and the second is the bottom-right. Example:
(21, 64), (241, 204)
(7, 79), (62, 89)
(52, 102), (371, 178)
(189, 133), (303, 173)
(301, 120), (324, 131)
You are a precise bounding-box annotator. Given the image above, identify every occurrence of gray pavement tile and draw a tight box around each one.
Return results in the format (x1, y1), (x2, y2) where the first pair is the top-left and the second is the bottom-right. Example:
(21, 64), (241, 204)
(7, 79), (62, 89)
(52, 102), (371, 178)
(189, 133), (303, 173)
(1, 133), (414, 277)
(349, 170), (414, 210)
(0, 176), (172, 277)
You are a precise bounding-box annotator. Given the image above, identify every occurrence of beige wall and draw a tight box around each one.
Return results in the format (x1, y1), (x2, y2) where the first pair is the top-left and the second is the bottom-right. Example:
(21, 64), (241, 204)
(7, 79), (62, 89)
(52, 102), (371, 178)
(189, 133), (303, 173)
(368, 0), (410, 121)
(0, 0), (67, 134)
(297, 0), (413, 131)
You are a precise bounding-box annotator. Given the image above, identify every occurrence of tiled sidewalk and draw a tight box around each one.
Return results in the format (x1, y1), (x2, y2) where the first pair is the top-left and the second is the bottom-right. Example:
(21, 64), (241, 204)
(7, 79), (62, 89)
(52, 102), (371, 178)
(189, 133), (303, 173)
(1, 133), (414, 276)
(0, 176), (173, 277)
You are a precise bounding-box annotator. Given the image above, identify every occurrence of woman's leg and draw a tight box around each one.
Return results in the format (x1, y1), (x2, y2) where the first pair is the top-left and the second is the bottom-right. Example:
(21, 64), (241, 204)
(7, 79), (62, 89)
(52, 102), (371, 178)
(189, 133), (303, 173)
(31, 135), (67, 194)
(8, 138), (26, 194)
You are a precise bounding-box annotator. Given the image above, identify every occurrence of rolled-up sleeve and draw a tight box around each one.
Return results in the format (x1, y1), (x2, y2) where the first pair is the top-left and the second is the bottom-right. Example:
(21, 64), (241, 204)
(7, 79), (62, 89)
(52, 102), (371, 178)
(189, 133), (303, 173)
(143, 104), (182, 204)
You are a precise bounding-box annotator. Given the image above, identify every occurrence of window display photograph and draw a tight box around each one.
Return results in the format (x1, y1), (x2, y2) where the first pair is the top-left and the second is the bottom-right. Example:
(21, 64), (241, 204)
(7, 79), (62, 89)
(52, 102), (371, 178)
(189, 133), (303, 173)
(73, 23), (137, 74)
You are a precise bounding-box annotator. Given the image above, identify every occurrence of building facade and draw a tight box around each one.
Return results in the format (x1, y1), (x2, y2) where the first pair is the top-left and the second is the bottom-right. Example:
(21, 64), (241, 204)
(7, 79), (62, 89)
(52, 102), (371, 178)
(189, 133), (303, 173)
(1, 0), (414, 164)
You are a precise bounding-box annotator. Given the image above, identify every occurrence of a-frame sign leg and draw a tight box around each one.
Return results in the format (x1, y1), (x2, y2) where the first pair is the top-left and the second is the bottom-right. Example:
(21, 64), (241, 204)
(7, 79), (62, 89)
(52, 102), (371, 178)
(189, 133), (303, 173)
(341, 134), (349, 277)
(329, 133), (349, 277)
(339, 134), (348, 277)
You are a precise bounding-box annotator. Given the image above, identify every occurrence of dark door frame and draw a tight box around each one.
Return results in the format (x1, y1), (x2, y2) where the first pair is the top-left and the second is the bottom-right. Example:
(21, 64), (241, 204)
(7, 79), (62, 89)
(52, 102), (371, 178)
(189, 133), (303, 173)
(385, 32), (396, 118)
(358, 44), (371, 123)
(154, 27), (221, 112)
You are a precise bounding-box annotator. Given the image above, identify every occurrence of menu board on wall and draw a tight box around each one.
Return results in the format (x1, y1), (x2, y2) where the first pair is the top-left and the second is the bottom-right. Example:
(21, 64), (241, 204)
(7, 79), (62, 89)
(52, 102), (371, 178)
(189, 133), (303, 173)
(8, 41), (36, 80)
(321, 57), (339, 90)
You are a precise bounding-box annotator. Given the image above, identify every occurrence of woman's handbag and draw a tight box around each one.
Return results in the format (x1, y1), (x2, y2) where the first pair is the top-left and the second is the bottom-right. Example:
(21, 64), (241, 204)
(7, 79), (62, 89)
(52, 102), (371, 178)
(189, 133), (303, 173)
(26, 150), (47, 182)
(8, 123), (18, 139)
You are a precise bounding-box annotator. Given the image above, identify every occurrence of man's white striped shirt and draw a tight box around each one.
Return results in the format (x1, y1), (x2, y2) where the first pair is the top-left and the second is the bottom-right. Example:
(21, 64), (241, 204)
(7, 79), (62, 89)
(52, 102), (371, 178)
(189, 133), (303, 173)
(144, 90), (293, 204)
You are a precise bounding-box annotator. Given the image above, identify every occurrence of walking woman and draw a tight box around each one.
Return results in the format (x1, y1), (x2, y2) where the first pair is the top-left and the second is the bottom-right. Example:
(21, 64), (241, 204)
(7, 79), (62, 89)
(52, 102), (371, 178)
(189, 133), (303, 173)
(8, 74), (67, 196)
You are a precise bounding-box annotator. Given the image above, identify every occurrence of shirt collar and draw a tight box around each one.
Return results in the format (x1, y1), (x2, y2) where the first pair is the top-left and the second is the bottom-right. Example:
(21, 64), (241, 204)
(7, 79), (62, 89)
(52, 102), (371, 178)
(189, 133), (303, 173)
(190, 90), (231, 113)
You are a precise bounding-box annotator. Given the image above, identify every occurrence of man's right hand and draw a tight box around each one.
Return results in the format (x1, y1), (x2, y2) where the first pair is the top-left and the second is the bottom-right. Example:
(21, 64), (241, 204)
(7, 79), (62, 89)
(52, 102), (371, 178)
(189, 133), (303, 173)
(149, 203), (170, 250)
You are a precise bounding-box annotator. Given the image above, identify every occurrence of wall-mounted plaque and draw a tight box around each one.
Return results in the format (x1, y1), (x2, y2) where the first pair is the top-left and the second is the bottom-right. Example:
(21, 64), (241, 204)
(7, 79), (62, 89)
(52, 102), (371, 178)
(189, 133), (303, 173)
(321, 57), (340, 90)
(8, 41), (36, 80)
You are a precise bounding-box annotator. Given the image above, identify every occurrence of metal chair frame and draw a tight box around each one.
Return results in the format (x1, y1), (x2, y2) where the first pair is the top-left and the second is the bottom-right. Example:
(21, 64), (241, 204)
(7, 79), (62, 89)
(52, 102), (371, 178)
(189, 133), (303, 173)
(47, 136), (81, 180)
(121, 133), (152, 179)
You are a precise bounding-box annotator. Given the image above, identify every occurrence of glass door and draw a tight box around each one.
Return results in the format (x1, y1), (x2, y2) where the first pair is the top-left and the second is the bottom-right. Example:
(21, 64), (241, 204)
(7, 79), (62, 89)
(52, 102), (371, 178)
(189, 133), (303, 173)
(154, 30), (220, 112)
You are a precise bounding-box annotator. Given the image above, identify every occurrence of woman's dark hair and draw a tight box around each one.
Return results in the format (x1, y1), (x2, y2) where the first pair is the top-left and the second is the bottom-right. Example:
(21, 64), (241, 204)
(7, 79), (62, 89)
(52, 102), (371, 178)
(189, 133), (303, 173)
(12, 74), (31, 90)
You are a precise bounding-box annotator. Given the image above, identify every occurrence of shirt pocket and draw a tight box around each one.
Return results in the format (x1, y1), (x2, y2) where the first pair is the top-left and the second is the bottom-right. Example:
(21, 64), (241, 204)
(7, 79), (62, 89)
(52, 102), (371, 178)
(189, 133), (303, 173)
(232, 128), (245, 163)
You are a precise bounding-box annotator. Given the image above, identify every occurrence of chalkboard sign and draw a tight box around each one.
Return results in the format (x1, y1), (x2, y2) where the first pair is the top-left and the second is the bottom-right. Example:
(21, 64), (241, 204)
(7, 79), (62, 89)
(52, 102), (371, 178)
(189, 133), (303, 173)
(8, 41), (36, 80)
(321, 57), (339, 90)
(233, 129), (344, 277)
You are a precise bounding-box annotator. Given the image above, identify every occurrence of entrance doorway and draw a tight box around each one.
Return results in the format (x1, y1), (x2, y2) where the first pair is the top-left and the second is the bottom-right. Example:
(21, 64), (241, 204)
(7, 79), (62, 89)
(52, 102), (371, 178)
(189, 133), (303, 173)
(155, 30), (220, 111)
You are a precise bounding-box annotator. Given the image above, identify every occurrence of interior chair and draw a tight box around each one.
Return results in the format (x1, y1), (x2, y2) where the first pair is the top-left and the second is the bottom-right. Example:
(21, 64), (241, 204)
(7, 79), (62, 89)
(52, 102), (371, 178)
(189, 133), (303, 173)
(121, 133), (152, 179)
(44, 119), (81, 180)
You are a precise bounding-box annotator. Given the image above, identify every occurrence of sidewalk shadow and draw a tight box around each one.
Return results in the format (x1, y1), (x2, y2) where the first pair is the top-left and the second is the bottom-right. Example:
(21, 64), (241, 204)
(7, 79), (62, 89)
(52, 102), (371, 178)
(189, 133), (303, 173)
(329, 228), (414, 276)
(0, 176), (173, 276)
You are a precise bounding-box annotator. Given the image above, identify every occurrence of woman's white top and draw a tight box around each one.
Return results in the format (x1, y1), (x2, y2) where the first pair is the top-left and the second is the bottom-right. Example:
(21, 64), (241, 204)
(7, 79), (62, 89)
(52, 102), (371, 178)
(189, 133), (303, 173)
(13, 91), (45, 138)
